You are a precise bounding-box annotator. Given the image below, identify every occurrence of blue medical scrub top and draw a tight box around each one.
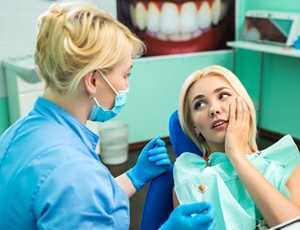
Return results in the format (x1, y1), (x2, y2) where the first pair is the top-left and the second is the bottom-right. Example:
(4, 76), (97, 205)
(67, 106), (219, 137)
(0, 97), (130, 229)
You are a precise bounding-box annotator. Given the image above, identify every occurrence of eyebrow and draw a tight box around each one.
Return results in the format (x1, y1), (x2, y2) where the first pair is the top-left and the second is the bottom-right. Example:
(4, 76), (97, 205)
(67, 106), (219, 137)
(192, 86), (231, 103)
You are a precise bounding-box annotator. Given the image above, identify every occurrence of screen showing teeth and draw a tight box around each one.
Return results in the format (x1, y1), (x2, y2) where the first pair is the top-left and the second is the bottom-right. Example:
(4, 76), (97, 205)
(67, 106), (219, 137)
(117, 0), (235, 56)
(132, 1), (230, 41)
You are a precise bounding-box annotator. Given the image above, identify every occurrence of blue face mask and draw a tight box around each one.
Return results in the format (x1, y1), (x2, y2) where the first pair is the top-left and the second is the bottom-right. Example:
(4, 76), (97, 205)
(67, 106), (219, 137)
(88, 71), (129, 122)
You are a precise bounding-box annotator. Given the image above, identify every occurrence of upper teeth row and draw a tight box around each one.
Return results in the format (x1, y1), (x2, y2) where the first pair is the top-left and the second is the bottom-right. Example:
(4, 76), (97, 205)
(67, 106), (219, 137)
(214, 121), (225, 127)
(130, 0), (230, 41)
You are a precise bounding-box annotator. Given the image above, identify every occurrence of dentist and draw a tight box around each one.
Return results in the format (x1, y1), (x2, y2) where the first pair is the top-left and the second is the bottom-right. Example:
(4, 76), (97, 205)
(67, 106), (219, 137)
(0, 1), (215, 229)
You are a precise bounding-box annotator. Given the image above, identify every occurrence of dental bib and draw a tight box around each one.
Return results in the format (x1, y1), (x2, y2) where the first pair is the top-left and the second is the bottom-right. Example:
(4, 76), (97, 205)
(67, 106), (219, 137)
(173, 135), (299, 230)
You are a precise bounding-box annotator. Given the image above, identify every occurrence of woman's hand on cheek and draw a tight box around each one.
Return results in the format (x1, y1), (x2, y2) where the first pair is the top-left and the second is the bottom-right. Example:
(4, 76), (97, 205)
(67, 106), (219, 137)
(225, 97), (250, 159)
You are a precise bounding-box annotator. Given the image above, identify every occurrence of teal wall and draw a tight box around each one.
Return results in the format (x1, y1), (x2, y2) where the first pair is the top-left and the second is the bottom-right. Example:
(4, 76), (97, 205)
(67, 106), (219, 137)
(235, 0), (300, 139)
(0, 51), (232, 143)
(0, 98), (9, 134)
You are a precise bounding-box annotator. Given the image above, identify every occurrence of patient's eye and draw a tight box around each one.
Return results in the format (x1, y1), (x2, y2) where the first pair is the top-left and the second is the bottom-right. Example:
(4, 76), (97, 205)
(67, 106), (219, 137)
(194, 100), (206, 110)
(219, 92), (230, 100)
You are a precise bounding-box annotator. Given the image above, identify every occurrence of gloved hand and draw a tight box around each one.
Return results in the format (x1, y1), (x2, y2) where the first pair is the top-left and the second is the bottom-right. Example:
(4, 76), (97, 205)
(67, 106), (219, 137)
(126, 136), (171, 191)
(160, 202), (216, 230)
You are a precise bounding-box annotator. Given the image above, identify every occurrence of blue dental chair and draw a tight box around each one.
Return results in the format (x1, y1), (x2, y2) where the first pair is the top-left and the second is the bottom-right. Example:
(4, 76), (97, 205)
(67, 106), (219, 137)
(139, 110), (203, 230)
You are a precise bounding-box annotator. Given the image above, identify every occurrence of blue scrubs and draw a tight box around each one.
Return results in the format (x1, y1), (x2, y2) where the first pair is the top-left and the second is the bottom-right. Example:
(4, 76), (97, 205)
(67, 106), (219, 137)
(0, 97), (130, 229)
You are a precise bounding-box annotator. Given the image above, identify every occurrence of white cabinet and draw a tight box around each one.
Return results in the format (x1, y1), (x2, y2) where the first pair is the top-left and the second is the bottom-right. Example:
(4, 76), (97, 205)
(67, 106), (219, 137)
(3, 55), (100, 152)
(3, 55), (44, 124)
(2, 56), (99, 133)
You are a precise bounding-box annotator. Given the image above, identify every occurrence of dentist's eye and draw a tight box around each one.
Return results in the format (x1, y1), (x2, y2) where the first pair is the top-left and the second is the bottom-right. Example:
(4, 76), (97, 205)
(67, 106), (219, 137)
(123, 73), (131, 79)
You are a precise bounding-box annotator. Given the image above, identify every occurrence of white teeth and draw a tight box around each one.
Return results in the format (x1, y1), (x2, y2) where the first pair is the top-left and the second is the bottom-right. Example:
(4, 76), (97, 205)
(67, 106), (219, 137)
(169, 33), (181, 41)
(244, 27), (260, 40)
(198, 2), (212, 30)
(161, 3), (180, 34)
(220, 1), (229, 20)
(135, 2), (147, 30)
(212, 0), (222, 25)
(180, 32), (193, 41)
(131, 0), (230, 41)
(214, 121), (225, 127)
(130, 4), (136, 27)
(193, 30), (203, 38)
(147, 3), (161, 33)
(180, 2), (198, 33)
(156, 31), (168, 41)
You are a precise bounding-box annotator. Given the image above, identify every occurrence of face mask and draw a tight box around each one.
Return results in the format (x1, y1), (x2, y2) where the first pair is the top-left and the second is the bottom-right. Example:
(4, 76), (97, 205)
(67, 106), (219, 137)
(88, 71), (129, 122)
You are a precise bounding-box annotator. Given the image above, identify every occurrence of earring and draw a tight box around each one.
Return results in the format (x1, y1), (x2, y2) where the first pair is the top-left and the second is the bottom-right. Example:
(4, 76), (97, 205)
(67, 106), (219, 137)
(196, 132), (203, 141)
(90, 93), (95, 99)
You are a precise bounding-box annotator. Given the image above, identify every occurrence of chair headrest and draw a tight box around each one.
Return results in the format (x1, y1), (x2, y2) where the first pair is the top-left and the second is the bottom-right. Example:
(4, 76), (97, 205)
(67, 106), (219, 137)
(169, 110), (203, 157)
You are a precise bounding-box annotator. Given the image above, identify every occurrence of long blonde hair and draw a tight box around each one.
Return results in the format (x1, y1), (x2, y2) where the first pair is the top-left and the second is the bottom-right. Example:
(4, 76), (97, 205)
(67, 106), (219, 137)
(178, 65), (258, 154)
(34, 1), (146, 94)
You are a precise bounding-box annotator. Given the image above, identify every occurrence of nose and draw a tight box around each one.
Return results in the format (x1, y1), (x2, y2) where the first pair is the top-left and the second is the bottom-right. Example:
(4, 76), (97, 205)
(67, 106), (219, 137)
(209, 104), (221, 117)
(125, 79), (130, 88)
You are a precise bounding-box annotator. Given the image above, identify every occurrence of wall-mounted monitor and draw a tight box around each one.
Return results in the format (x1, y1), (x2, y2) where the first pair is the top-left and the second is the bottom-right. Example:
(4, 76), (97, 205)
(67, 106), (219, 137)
(241, 10), (300, 46)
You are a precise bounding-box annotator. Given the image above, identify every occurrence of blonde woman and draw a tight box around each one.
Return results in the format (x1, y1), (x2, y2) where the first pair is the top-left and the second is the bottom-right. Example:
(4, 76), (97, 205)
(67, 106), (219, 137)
(0, 2), (215, 229)
(173, 65), (300, 229)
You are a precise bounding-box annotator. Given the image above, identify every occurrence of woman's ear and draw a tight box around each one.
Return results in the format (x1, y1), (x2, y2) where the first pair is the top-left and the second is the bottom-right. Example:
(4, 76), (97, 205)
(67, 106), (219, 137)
(192, 123), (198, 135)
(83, 70), (97, 95)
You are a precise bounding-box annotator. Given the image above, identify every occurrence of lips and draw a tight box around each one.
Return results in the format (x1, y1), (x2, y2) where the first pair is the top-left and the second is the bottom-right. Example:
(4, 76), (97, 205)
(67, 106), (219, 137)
(211, 119), (228, 129)
(117, 0), (234, 56)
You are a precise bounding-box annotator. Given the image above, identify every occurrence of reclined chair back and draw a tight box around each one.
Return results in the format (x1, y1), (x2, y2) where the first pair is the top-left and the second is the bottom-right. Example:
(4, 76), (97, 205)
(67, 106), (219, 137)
(139, 110), (202, 230)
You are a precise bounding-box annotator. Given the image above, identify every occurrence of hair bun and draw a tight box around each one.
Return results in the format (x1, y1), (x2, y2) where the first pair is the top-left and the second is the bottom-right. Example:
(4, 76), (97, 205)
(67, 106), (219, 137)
(49, 4), (63, 16)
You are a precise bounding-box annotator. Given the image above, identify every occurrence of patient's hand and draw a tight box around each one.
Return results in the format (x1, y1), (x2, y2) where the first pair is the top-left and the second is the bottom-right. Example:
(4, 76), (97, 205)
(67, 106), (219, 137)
(225, 97), (251, 160)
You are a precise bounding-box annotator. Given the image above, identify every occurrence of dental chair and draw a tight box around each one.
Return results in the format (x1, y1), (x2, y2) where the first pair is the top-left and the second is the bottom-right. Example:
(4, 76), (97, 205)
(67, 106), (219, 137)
(140, 110), (202, 230)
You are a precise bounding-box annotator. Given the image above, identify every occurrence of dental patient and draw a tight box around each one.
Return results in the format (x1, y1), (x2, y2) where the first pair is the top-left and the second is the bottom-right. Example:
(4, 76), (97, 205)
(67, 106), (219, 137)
(173, 65), (300, 229)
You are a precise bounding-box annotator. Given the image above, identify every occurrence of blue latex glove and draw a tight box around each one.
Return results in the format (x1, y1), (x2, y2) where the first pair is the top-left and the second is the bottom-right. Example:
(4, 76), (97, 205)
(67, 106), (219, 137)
(126, 136), (171, 191)
(159, 202), (216, 230)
